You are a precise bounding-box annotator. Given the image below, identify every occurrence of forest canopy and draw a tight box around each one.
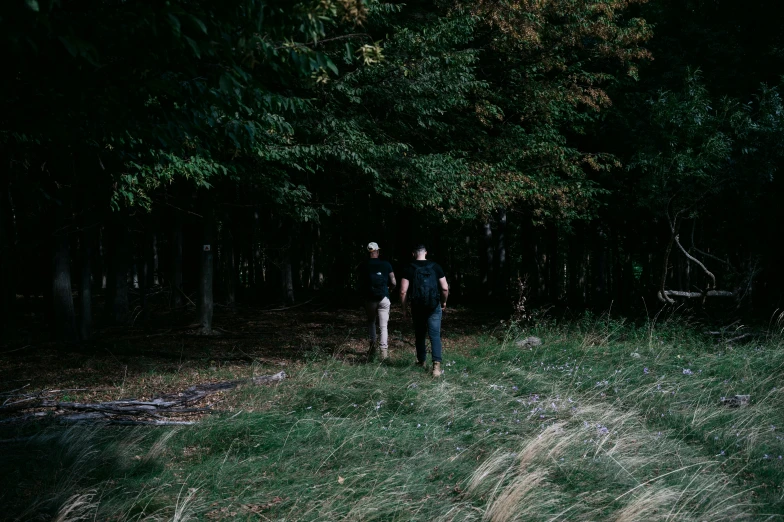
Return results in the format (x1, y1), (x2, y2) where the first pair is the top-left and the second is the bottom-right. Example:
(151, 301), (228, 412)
(2, 0), (783, 343)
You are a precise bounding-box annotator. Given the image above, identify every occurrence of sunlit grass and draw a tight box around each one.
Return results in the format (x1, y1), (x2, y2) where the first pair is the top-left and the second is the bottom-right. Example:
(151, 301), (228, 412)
(2, 316), (784, 520)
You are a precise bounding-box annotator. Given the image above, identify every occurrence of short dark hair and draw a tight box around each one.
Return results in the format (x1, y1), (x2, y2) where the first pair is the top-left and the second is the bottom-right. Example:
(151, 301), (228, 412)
(412, 243), (427, 254)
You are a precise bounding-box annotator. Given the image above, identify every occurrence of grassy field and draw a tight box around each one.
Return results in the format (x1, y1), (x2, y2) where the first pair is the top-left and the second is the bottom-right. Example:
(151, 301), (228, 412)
(2, 312), (784, 521)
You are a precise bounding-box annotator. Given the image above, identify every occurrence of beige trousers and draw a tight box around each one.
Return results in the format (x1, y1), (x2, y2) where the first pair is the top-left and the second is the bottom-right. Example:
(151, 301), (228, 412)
(364, 297), (390, 349)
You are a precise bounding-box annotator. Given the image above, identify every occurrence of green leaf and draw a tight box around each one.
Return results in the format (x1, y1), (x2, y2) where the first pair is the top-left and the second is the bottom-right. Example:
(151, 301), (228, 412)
(25, 0), (39, 11)
(167, 13), (181, 34)
(184, 36), (200, 58)
(57, 36), (78, 57)
(219, 74), (232, 94)
(189, 15), (208, 35)
(324, 56), (339, 76)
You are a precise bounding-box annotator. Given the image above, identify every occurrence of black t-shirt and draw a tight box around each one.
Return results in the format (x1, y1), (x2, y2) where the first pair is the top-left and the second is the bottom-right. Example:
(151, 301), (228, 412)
(403, 260), (446, 283)
(357, 259), (394, 299)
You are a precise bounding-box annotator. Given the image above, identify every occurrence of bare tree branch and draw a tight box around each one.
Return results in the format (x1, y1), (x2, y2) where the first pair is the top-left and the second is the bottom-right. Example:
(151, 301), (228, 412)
(674, 234), (716, 289)
(691, 220), (732, 267)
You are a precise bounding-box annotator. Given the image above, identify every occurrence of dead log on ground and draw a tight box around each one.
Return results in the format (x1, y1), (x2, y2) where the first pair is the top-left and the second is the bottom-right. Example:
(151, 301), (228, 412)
(0, 371), (286, 425)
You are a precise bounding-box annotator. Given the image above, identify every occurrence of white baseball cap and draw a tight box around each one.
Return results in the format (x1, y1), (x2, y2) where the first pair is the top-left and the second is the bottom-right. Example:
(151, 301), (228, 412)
(367, 242), (380, 251)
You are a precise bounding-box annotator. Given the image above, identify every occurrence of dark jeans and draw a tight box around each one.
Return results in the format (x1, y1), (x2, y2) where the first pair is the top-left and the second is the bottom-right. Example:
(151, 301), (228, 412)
(412, 304), (442, 363)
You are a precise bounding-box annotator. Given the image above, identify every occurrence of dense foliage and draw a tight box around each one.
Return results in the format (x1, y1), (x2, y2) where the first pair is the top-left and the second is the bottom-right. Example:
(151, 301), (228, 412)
(1, 0), (783, 342)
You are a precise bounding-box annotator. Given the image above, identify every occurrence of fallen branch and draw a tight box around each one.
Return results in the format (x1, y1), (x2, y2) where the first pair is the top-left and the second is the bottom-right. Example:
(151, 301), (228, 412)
(58, 413), (197, 426)
(662, 290), (734, 298)
(0, 371), (287, 425)
(259, 298), (316, 313)
(725, 333), (756, 344)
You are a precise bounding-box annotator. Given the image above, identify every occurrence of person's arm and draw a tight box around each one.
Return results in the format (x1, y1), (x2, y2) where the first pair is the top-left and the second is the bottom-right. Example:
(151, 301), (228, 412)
(399, 278), (410, 318)
(388, 272), (397, 294)
(438, 277), (449, 311)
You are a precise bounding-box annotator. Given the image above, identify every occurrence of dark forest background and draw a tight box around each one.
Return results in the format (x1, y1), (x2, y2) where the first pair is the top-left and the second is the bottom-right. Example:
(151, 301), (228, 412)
(2, 0), (783, 345)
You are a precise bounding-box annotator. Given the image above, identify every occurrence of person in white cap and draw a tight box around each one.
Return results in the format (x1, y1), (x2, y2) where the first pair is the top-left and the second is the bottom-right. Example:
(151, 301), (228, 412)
(357, 242), (396, 361)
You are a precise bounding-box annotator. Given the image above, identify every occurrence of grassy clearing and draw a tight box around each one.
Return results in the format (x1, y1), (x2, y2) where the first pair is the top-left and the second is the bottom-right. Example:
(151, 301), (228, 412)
(3, 314), (784, 521)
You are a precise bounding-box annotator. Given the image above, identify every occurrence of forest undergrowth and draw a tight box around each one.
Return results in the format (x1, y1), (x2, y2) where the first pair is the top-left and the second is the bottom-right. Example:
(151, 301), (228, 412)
(2, 307), (784, 521)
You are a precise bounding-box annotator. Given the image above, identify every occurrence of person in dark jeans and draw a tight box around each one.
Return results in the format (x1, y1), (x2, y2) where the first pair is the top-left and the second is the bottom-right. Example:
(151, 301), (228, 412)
(399, 244), (449, 377)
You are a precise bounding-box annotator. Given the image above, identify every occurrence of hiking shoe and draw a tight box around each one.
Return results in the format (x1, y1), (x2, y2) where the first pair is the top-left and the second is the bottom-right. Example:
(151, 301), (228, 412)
(367, 342), (377, 362)
(415, 359), (426, 369)
(380, 348), (389, 361)
(432, 362), (442, 377)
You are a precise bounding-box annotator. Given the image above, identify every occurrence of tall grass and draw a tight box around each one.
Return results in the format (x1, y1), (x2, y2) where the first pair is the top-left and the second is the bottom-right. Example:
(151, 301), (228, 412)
(2, 315), (784, 520)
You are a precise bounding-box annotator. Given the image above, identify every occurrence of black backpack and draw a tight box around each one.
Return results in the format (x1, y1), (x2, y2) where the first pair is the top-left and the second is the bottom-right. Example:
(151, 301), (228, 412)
(410, 262), (439, 308)
(368, 267), (387, 301)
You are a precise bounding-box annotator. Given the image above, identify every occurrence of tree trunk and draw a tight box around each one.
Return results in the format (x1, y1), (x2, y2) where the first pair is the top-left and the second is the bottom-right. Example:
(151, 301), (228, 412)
(52, 207), (78, 345)
(534, 230), (547, 300)
(107, 219), (130, 325)
(223, 214), (237, 307)
(658, 220), (679, 303)
(197, 203), (215, 333)
(244, 209), (257, 297)
(79, 226), (93, 341)
(494, 208), (508, 299)
(0, 178), (15, 335)
(137, 229), (150, 328)
(147, 232), (158, 287)
(254, 210), (263, 296)
(314, 223), (324, 289)
(95, 227), (106, 290)
(568, 225), (586, 308)
(480, 220), (494, 298)
(547, 223), (560, 303)
(305, 222), (315, 290)
(281, 220), (295, 305)
(170, 215), (184, 309)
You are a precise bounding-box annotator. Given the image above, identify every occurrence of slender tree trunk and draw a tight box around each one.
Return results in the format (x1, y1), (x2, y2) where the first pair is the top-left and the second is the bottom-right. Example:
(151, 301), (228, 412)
(0, 177), (15, 335)
(223, 213), (237, 307)
(568, 225), (585, 308)
(170, 215), (184, 309)
(147, 232), (158, 287)
(684, 224), (692, 292)
(306, 222), (315, 290)
(535, 229), (547, 300)
(659, 220), (679, 303)
(480, 220), (494, 298)
(79, 226), (93, 341)
(238, 248), (247, 299)
(52, 207), (78, 345)
(198, 202), (215, 333)
(247, 210), (257, 296)
(547, 223), (560, 303)
(593, 224), (608, 308)
(95, 227), (106, 290)
(494, 208), (508, 299)
(255, 211), (264, 296)
(314, 223), (323, 289)
(107, 219), (130, 325)
(282, 252), (295, 305)
(281, 220), (295, 305)
(137, 228), (150, 328)
(463, 233), (472, 297)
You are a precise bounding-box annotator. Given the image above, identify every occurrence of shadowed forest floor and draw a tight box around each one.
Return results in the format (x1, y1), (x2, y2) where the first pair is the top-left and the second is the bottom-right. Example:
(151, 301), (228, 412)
(0, 300), (501, 416)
